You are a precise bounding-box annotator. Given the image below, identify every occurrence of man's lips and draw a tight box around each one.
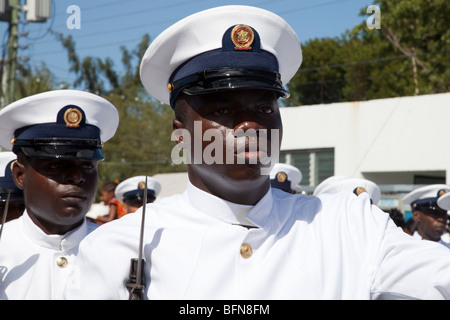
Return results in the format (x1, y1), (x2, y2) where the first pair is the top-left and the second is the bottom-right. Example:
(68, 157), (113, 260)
(61, 192), (88, 203)
(235, 140), (269, 160)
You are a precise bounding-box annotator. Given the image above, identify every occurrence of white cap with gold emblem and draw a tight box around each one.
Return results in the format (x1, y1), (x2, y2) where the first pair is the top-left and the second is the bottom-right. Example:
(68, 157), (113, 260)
(140, 5), (302, 108)
(0, 90), (119, 160)
(313, 176), (381, 205)
(270, 163), (302, 193)
(115, 176), (162, 203)
(403, 184), (450, 210)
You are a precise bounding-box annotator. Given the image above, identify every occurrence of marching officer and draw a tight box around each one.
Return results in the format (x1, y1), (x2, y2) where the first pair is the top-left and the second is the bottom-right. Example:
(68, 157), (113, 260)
(0, 152), (25, 226)
(114, 175), (161, 215)
(403, 184), (450, 248)
(314, 175), (382, 205)
(65, 5), (450, 299)
(0, 90), (119, 299)
(269, 163), (302, 194)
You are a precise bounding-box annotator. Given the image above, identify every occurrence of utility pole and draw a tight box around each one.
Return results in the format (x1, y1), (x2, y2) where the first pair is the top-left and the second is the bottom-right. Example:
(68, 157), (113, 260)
(0, 0), (51, 109)
(3, 0), (20, 107)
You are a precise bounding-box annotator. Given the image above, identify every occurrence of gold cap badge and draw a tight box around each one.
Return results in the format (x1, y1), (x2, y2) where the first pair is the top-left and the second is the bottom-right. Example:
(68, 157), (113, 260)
(64, 108), (82, 128)
(438, 189), (447, 197)
(231, 24), (254, 50)
(138, 181), (146, 190)
(355, 187), (367, 196)
(277, 172), (287, 183)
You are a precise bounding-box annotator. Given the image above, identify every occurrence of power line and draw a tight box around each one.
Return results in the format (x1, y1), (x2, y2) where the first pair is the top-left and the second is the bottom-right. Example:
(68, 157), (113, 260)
(276, 0), (355, 15)
(297, 49), (450, 73)
(48, 0), (213, 30)
(26, 0), (356, 48)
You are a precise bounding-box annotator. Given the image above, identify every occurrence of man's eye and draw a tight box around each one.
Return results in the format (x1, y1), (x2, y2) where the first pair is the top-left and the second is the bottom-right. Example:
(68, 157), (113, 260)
(260, 106), (274, 114)
(213, 107), (229, 115)
(47, 162), (63, 169)
(80, 161), (95, 170)
(81, 163), (94, 170)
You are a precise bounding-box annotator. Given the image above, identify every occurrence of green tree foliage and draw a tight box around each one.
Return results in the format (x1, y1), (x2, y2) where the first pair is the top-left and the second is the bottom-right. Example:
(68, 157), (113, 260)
(374, 0), (450, 95)
(14, 62), (58, 99)
(286, 0), (449, 106)
(286, 38), (345, 105)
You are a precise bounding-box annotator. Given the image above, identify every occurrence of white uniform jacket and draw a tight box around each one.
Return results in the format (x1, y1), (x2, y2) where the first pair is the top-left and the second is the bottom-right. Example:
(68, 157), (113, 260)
(64, 182), (450, 300)
(0, 211), (97, 299)
(412, 231), (450, 249)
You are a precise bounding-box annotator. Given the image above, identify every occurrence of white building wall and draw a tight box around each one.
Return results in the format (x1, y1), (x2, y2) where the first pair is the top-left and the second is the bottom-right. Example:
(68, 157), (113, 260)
(280, 92), (450, 185)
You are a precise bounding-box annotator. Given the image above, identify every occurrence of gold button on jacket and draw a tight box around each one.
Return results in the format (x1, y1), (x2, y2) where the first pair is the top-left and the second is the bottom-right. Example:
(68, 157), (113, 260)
(56, 256), (68, 268)
(240, 243), (252, 259)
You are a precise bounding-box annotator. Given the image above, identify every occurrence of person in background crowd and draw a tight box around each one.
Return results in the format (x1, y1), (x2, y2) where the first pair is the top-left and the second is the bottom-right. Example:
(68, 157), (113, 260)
(0, 90), (119, 299)
(0, 152), (25, 226)
(436, 191), (450, 246)
(441, 220), (450, 245)
(386, 208), (405, 229)
(115, 176), (161, 214)
(269, 163), (302, 194)
(403, 218), (418, 236)
(95, 181), (124, 224)
(403, 184), (450, 249)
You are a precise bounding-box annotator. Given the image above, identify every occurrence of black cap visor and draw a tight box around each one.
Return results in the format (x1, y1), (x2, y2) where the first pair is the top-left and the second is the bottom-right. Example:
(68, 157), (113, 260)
(15, 138), (104, 160)
(170, 67), (289, 107)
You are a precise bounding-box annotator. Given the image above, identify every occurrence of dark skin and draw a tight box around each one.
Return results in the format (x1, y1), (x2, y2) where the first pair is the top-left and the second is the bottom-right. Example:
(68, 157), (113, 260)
(413, 207), (449, 241)
(123, 198), (155, 214)
(173, 89), (283, 205)
(0, 201), (25, 224)
(12, 154), (98, 235)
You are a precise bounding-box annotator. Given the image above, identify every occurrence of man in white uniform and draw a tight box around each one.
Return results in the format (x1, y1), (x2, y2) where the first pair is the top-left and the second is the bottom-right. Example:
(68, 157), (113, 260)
(114, 175), (161, 214)
(269, 163), (302, 194)
(0, 90), (119, 299)
(314, 176), (381, 205)
(0, 152), (25, 225)
(64, 6), (450, 300)
(403, 184), (450, 249)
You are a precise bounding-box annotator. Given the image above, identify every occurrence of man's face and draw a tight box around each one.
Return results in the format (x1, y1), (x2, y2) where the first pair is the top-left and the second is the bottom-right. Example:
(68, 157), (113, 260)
(413, 207), (449, 241)
(173, 89), (282, 201)
(13, 157), (98, 235)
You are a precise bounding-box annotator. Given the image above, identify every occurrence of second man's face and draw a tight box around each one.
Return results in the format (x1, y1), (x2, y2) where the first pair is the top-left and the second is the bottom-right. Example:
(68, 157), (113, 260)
(14, 157), (98, 234)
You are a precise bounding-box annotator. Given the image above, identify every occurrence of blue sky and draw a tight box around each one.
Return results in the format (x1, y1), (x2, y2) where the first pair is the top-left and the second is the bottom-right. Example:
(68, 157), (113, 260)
(0, 0), (374, 87)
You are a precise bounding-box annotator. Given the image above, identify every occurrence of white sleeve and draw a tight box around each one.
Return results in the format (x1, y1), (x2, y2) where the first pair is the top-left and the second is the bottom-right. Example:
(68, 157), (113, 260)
(370, 205), (450, 300)
(64, 221), (140, 300)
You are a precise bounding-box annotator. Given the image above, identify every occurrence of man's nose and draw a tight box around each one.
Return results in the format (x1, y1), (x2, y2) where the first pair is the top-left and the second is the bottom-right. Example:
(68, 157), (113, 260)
(233, 119), (265, 133)
(64, 164), (85, 185)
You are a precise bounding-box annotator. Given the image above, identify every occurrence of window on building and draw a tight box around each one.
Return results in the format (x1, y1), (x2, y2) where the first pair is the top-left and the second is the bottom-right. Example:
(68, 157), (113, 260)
(414, 175), (445, 185)
(279, 148), (334, 187)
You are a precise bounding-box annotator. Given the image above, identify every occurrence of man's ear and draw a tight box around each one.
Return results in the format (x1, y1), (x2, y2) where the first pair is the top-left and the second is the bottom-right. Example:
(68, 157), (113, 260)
(12, 160), (26, 190)
(172, 118), (186, 148)
(412, 209), (421, 223)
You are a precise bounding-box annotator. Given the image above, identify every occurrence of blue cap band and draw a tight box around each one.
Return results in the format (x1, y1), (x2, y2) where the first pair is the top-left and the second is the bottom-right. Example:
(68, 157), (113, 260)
(168, 24), (287, 108)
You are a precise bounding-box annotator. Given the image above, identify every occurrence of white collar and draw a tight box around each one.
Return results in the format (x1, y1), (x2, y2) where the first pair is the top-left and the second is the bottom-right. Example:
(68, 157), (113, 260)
(413, 230), (450, 248)
(185, 181), (273, 228)
(20, 210), (88, 251)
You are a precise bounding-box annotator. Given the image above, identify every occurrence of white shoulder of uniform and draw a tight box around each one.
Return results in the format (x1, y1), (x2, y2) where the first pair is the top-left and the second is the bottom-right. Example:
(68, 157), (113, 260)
(64, 193), (185, 300)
